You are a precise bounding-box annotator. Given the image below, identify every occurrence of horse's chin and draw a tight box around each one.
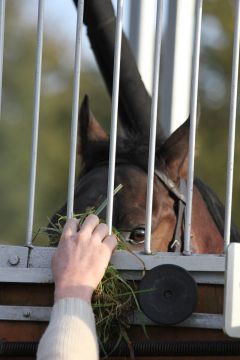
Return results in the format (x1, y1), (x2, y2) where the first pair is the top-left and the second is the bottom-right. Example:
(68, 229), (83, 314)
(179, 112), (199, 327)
(125, 243), (144, 252)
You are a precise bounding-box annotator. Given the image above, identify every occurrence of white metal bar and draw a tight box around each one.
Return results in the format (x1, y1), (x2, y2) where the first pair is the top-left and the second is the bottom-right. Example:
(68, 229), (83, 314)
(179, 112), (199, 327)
(144, 0), (163, 254)
(128, 0), (156, 94)
(160, 0), (196, 136)
(0, 305), (52, 321)
(0, 0), (5, 118)
(106, 0), (124, 234)
(224, 0), (240, 251)
(133, 311), (223, 330)
(224, 243), (240, 337)
(183, 0), (203, 255)
(25, 0), (44, 247)
(0, 306), (223, 329)
(67, 0), (84, 219)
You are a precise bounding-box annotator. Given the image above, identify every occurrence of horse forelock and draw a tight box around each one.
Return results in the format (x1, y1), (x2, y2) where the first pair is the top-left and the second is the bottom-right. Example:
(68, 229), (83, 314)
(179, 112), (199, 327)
(79, 135), (165, 176)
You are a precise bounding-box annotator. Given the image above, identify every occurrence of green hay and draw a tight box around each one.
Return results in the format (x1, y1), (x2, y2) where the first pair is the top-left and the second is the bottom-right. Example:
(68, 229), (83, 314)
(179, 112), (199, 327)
(43, 184), (147, 357)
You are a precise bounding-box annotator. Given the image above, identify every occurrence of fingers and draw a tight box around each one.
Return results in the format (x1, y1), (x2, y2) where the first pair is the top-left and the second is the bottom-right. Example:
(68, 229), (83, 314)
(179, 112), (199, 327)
(102, 235), (118, 253)
(92, 223), (109, 242)
(61, 218), (79, 239)
(78, 214), (100, 238)
(60, 216), (117, 259)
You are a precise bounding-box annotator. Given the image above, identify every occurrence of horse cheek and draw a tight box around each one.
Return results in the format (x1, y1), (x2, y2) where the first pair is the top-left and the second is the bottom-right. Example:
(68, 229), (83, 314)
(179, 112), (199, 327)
(151, 216), (176, 252)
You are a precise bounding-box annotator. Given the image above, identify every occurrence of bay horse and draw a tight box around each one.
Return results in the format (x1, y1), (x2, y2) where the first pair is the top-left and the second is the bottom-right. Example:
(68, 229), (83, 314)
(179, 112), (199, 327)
(50, 95), (240, 253)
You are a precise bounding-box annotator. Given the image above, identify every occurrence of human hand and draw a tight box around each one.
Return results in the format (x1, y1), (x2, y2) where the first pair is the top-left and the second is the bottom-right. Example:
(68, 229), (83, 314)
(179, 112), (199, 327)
(52, 214), (117, 304)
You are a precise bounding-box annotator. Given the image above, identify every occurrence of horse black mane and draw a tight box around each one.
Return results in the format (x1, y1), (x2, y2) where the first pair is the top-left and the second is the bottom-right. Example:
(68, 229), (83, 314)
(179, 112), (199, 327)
(194, 178), (240, 243)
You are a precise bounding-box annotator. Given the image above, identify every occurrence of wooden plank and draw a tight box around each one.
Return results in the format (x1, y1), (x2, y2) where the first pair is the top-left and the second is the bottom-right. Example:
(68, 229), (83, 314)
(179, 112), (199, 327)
(0, 283), (54, 306)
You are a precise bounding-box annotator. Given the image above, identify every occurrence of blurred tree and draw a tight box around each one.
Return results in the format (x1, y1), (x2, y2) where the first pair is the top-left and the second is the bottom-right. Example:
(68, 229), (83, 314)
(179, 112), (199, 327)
(196, 0), (240, 229)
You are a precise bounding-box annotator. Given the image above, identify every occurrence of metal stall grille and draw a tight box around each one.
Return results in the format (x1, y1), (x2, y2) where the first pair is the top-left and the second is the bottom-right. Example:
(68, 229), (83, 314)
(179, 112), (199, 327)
(0, 0), (240, 339)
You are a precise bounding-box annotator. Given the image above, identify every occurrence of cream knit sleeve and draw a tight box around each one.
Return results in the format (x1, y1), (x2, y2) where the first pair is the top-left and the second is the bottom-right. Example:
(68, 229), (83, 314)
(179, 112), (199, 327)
(37, 298), (99, 360)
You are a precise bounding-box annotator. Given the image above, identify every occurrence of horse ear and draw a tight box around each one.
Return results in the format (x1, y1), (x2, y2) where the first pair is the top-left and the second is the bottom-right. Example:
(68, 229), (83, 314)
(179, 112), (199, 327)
(78, 95), (108, 155)
(160, 118), (190, 181)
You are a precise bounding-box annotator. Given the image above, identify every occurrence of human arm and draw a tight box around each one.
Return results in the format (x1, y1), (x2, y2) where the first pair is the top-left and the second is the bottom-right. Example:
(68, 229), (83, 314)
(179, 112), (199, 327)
(37, 215), (117, 360)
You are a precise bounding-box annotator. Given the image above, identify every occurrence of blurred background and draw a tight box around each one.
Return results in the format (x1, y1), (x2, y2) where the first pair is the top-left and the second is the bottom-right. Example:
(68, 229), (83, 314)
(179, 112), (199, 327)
(0, 0), (239, 246)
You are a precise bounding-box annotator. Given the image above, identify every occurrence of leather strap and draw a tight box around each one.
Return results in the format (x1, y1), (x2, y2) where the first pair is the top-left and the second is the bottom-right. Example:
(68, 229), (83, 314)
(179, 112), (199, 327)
(154, 170), (187, 253)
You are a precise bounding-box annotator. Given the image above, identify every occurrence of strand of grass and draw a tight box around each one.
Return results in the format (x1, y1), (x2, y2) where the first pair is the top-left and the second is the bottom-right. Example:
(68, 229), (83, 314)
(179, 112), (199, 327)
(115, 273), (148, 339)
(102, 332), (123, 359)
(123, 241), (146, 272)
(41, 227), (61, 234)
(112, 287), (155, 297)
(121, 327), (135, 360)
(92, 302), (120, 309)
(96, 312), (116, 326)
(31, 227), (41, 244)
(94, 184), (123, 216)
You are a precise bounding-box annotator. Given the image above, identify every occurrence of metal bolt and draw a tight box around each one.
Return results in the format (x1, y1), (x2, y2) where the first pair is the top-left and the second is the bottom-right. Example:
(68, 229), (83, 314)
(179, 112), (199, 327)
(23, 310), (31, 318)
(8, 255), (20, 266)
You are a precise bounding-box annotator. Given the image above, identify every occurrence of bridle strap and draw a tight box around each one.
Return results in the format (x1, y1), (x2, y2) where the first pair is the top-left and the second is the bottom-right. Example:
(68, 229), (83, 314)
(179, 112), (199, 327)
(154, 169), (186, 204)
(154, 169), (187, 253)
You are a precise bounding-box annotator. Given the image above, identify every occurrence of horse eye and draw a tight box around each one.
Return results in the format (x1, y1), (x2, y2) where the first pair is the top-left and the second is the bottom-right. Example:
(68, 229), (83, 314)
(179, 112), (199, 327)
(130, 227), (145, 244)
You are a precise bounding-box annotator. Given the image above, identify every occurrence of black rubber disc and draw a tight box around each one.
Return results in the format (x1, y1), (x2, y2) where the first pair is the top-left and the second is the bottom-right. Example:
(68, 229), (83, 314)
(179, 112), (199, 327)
(138, 264), (198, 325)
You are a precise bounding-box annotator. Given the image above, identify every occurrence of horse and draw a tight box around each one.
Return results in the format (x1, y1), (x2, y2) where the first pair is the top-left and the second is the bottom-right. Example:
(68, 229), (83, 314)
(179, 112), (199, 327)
(50, 95), (240, 254)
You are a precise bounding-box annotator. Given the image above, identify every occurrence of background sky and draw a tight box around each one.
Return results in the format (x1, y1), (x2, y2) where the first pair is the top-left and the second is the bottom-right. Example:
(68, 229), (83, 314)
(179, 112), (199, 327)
(19, 0), (131, 70)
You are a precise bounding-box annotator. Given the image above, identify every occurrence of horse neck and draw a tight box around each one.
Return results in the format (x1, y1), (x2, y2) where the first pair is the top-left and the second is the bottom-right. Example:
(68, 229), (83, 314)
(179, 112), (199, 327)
(191, 186), (224, 254)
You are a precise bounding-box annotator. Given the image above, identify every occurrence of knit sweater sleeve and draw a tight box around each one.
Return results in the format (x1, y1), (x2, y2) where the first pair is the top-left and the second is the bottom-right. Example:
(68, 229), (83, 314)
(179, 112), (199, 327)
(37, 298), (99, 360)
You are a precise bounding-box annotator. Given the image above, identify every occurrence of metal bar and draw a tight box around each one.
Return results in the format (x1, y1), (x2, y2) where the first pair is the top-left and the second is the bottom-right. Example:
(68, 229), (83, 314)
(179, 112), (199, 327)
(183, 0), (203, 255)
(66, 0), (84, 219)
(106, 0), (124, 234)
(144, 0), (163, 254)
(25, 0), (44, 247)
(0, 305), (51, 322)
(128, 0), (155, 94)
(132, 311), (223, 330)
(224, 0), (240, 251)
(0, 305), (223, 329)
(0, 0), (5, 118)
(160, 0), (196, 136)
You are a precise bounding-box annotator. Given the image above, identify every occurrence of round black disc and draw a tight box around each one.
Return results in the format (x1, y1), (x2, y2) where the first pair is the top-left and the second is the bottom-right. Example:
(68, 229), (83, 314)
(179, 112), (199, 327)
(137, 264), (198, 325)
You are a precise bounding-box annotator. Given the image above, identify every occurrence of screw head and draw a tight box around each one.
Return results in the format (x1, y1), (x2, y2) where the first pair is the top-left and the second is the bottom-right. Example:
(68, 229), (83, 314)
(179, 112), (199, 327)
(23, 310), (31, 318)
(8, 255), (20, 266)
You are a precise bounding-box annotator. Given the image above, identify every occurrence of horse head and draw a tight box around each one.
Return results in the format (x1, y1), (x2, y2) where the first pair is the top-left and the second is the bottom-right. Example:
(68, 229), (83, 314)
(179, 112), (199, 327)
(50, 95), (240, 253)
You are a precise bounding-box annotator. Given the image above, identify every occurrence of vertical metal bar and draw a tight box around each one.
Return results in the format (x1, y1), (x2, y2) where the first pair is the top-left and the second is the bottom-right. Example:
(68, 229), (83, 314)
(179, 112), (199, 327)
(160, 0), (196, 136)
(106, 0), (124, 234)
(66, 0), (84, 219)
(25, 0), (44, 247)
(224, 0), (240, 251)
(128, 0), (156, 94)
(183, 0), (203, 255)
(0, 0), (5, 118)
(144, 0), (163, 254)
